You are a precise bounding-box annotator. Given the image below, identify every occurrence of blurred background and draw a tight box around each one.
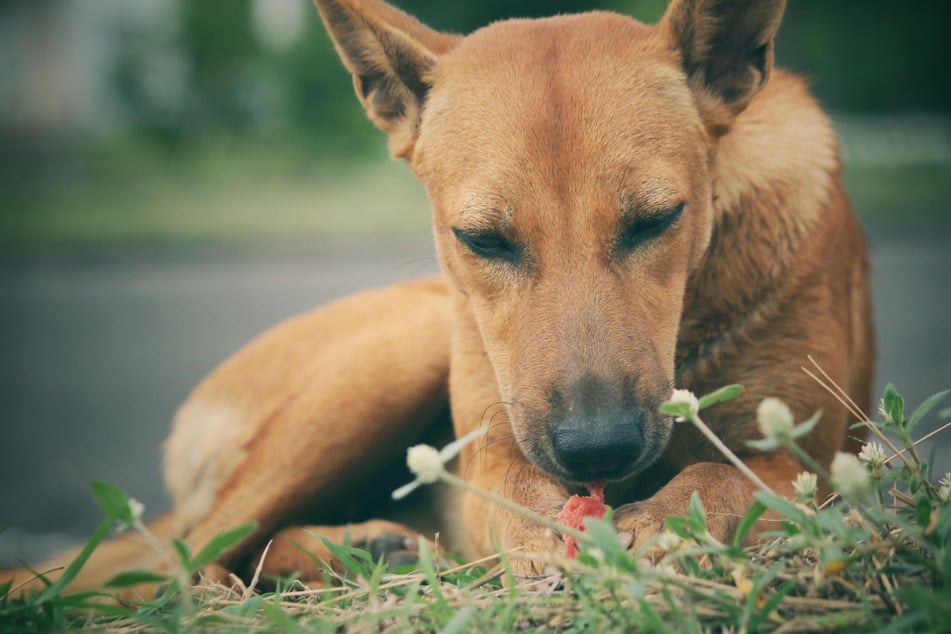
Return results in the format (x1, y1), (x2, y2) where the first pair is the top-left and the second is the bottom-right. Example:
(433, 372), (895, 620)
(1, 0), (948, 567)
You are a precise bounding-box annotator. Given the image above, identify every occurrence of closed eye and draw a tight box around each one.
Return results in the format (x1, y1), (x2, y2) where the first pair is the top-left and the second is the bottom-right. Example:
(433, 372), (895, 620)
(452, 228), (520, 264)
(617, 202), (685, 254)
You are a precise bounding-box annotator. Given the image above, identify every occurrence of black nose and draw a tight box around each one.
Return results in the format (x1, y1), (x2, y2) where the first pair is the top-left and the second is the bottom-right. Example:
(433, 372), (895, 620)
(550, 420), (642, 482)
(547, 373), (644, 482)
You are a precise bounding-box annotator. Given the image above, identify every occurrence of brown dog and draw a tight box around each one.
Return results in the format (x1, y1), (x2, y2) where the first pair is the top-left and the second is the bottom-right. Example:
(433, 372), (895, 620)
(3, 0), (872, 592)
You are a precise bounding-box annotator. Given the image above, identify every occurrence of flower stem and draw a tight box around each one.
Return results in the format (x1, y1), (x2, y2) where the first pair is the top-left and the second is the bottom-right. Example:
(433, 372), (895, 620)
(133, 519), (194, 615)
(439, 471), (588, 545)
(687, 413), (776, 496)
(783, 440), (832, 486)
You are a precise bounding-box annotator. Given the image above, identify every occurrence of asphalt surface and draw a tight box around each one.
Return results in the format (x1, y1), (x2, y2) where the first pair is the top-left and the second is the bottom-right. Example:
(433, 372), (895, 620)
(0, 228), (949, 567)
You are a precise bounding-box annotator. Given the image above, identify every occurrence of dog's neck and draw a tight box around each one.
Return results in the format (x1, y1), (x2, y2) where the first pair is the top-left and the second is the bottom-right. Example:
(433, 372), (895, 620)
(676, 69), (847, 387)
(710, 69), (840, 232)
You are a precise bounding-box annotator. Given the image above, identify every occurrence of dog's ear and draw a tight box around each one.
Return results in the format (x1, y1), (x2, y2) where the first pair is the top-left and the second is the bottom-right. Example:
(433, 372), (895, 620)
(661, 0), (786, 131)
(314, 0), (460, 158)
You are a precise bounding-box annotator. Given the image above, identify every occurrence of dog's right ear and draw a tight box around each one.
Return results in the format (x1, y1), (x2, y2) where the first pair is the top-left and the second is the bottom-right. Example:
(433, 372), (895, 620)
(314, 0), (460, 158)
(661, 0), (786, 134)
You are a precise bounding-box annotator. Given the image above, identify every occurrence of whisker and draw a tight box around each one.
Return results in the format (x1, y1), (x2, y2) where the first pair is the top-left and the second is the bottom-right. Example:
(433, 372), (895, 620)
(392, 256), (440, 276)
(460, 401), (514, 476)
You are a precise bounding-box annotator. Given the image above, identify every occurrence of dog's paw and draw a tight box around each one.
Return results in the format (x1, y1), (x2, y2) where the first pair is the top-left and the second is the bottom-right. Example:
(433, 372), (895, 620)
(504, 514), (565, 578)
(256, 520), (422, 587)
(351, 532), (420, 570)
(612, 501), (669, 554)
(196, 562), (243, 594)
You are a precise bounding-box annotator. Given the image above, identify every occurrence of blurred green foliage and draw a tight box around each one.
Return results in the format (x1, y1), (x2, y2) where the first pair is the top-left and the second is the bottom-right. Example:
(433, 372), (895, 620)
(1, 0), (947, 251)
(179, 0), (259, 131)
(776, 1), (950, 113)
(112, 0), (949, 153)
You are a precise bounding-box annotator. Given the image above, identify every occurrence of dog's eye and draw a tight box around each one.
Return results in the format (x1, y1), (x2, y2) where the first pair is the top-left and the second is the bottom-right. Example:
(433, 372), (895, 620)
(452, 228), (519, 263)
(618, 202), (685, 253)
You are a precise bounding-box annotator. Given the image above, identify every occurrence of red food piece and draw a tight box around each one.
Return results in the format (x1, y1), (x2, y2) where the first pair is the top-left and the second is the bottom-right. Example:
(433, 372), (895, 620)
(557, 482), (609, 558)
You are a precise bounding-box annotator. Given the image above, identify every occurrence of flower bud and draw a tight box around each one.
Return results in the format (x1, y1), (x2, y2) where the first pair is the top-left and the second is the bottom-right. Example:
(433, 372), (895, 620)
(756, 398), (795, 441)
(830, 452), (870, 498)
(406, 444), (443, 483)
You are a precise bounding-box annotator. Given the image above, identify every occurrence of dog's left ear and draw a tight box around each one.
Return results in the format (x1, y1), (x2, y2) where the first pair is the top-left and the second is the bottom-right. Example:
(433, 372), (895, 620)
(661, 0), (786, 131)
(314, 0), (461, 158)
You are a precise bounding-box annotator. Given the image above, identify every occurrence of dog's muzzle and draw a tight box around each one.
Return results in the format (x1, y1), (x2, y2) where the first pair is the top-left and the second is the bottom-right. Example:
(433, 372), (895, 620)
(541, 372), (658, 483)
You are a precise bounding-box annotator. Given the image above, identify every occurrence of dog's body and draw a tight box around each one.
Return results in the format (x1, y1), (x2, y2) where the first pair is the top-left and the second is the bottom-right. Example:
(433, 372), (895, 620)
(4, 0), (872, 592)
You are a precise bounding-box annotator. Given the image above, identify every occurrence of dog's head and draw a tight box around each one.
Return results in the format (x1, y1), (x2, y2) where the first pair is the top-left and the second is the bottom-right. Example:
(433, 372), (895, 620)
(315, 0), (785, 484)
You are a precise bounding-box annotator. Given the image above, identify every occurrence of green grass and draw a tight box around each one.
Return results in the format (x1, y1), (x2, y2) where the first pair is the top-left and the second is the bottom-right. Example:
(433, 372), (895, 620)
(2, 382), (950, 632)
(1, 139), (947, 253)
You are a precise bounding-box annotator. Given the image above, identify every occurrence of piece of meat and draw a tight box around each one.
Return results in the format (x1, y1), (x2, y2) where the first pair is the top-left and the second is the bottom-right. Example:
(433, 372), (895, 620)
(556, 482), (609, 558)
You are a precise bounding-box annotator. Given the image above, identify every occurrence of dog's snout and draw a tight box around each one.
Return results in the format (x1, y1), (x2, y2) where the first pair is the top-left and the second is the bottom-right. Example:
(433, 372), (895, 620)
(550, 420), (642, 482)
(546, 373), (646, 482)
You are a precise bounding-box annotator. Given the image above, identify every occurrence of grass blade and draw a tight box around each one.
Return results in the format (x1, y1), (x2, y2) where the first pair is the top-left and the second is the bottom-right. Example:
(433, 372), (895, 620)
(35, 518), (112, 602)
(733, 500), (767, 548)
(105, 569), (170, 588)
(190, 522), (257, 572)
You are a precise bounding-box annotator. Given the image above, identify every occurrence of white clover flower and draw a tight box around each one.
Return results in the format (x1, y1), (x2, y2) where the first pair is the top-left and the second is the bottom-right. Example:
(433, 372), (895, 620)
(656, 530), (684, 553)
(393, 443), (447, 500)
(830, 452), (870, 498)
(393, 426), (489, 500)
(757, 398), (795, 441)
(406, 444), (443, 484)
(858, 441), (887, 467)
(667, 389), (700, 422)
(115, 497), (146, 532)
(129, 498), (145, 523)
(792, 471), (818, 503)
(858, 441), (888, 477)
(938, 473), (951, 503)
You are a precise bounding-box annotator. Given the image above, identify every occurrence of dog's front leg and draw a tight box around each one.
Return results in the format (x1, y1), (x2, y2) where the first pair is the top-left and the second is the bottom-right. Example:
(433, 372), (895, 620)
(457, 450), (569, 576)
(614, 451), (801, 552)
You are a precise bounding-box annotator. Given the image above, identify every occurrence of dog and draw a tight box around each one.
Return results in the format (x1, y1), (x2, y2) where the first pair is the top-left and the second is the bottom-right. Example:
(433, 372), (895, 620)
(3, 0), (872, 593)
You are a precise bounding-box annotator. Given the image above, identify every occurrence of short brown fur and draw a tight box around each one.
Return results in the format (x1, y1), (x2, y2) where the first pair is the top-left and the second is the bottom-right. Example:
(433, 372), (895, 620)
(3, 0), (872, 593)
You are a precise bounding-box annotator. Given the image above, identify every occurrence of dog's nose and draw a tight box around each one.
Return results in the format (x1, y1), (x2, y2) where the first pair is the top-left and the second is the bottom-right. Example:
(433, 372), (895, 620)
(545, 373), (646, 482)
(550, 421), (642, 482)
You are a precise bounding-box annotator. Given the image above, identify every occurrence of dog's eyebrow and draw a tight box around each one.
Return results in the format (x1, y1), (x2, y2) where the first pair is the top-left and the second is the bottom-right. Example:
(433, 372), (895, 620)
(458, 192), (514, 228)
(619, 179), (683, 217)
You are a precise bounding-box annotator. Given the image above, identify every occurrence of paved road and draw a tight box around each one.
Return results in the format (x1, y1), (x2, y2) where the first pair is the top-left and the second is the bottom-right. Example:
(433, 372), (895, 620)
(0, 229), (949, 567)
